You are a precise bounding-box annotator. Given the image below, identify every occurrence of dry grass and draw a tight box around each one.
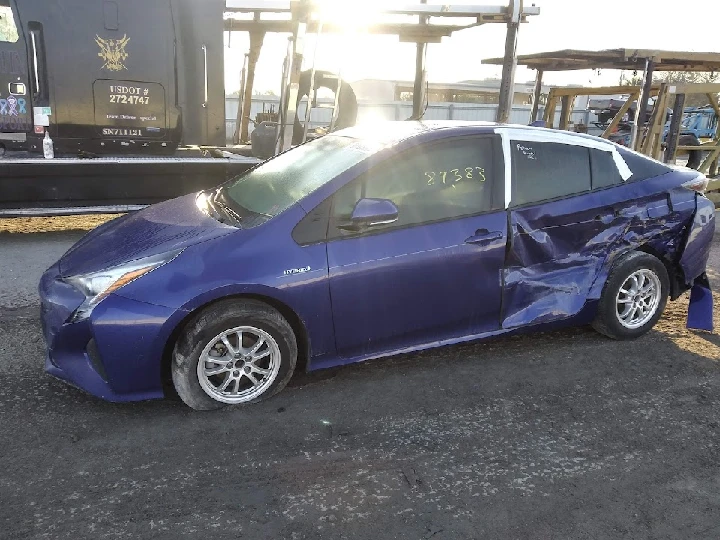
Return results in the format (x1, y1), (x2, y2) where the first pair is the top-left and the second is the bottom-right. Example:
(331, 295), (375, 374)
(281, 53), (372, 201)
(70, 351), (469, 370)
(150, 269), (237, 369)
(0, 214), (121, 235)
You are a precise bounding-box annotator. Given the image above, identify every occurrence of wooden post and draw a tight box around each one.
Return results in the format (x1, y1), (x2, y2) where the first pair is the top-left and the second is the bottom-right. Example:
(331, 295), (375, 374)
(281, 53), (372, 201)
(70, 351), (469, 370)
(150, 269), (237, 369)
(559, 95), (571, 130)
(707, 93), (720, 176)
(543, 90), (557, 128)
(641, 84), (667, 158)
(664, 93), (686, 163)
(496, 0), (521, 123)
(239, 29), (265, 143)
(529, 69), (543, 123)
(630, 58), (655, 150)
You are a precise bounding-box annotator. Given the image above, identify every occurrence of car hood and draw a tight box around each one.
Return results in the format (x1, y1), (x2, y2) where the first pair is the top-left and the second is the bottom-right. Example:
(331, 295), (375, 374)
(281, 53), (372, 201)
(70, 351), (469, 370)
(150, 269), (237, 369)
(58, 193), (235, 277)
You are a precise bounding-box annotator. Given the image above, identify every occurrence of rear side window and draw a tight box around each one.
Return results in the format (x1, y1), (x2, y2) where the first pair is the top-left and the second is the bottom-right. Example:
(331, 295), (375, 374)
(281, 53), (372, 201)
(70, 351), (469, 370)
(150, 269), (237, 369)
(331, 136), (500, 233)
(591, 149), (624, 189)
(511, 141), (591, 206)
(0, 1), (19, 43)
(618, 148), (672, 182)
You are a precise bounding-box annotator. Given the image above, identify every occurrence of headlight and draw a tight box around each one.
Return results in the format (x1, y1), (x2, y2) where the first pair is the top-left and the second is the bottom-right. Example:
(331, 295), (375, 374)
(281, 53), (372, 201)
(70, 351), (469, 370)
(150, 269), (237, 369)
(65, 250), (183, 321)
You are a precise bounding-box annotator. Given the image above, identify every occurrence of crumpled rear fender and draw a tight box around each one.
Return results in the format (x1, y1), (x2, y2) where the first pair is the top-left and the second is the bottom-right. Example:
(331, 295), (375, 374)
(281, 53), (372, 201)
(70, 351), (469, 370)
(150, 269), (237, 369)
(678, 195), (715, 285)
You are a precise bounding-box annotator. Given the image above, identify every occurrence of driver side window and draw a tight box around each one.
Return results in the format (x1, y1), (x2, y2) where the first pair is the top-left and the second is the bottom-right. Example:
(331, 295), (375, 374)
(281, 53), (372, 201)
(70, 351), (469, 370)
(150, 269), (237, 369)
(330, 136), (499, 237)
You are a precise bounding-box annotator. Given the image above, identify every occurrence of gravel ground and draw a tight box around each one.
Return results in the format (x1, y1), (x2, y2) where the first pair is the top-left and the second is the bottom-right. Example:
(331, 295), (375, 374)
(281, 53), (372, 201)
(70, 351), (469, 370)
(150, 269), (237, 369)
(0, 215), (718, 540)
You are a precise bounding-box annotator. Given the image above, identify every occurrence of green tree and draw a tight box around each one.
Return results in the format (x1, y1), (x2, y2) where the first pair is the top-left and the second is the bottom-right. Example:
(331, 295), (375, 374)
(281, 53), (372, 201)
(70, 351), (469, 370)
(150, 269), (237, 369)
(653, 71), (719, 107)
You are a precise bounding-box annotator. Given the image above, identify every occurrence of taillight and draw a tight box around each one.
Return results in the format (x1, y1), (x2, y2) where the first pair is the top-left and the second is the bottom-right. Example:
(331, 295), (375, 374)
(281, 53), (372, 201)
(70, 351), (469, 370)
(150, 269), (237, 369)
(682, 174), (709, 194)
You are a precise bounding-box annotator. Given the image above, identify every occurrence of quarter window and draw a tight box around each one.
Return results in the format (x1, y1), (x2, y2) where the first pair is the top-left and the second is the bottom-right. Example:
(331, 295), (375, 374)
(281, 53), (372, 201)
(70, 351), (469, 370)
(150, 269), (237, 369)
(617, 147), (672, 182)
(590, 149), (624, 189)
(332, 137), (498, 232)
(511, 141), (591, 206)
(0, 1), (19, 43)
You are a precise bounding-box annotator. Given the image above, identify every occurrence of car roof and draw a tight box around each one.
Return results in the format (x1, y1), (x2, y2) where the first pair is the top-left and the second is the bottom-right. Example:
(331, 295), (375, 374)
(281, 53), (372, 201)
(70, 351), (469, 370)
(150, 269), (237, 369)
(333, 121), (612, 147)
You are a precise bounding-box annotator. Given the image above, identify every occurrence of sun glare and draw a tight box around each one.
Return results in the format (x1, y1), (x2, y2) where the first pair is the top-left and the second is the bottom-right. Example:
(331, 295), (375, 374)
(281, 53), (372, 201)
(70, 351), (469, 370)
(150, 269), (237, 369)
(311, 0), (389, 30)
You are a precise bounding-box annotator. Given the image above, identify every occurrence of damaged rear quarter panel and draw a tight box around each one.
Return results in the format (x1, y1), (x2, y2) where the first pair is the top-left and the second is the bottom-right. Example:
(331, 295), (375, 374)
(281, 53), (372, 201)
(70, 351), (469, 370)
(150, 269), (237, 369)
(679, 195), (716, 284)
(502, 171), (697, 329)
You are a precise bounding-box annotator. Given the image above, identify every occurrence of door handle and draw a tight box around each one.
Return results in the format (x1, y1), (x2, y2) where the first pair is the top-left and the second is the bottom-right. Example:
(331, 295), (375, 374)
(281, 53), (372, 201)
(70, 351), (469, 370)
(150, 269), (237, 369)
(202, 44), (208, 108)
(465, 230), (503, 245)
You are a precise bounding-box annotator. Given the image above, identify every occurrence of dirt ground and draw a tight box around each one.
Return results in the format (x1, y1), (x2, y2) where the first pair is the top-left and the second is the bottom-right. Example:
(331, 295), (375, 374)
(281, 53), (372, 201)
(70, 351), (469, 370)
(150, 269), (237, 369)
(0, 217), (718, 540)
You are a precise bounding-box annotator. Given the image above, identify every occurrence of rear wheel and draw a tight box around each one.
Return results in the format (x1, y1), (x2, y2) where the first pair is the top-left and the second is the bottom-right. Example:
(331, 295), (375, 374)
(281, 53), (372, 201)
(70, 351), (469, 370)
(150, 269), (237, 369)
(592, 252), (669, 340)
(172, 299), (297, 410)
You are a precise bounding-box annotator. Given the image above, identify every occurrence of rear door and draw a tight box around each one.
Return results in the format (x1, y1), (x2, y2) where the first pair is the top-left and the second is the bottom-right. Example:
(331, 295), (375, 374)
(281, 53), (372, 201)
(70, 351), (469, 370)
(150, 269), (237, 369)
(502, 135), (618, 329)
(0, 0), (31, 137)
(326, 135), (507, 359)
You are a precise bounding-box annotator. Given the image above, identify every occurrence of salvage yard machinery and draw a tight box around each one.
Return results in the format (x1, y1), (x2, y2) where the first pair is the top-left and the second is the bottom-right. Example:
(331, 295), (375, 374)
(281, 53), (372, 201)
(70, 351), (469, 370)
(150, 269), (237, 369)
(0, 0), (539, 215)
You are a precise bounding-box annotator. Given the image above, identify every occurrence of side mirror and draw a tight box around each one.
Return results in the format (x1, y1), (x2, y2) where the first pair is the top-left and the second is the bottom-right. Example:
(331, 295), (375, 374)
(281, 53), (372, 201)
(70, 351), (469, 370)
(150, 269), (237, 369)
(349, 198), (399, 228)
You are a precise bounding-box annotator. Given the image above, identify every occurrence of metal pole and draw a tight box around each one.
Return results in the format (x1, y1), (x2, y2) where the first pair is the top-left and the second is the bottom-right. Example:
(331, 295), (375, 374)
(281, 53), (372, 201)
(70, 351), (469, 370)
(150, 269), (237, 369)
(275, 37), (293, 155)
(529, 69), (543, 123)
(329, 72), (343, 132)
(630, 58), (655, 150)
(412, 0), (428, 119)
(233, 53), (248, 145)
(664, 93), (686, 164)
(496, 0), (521, 123)
(302, 21), (322, 144)
(279, 22), (307, 153)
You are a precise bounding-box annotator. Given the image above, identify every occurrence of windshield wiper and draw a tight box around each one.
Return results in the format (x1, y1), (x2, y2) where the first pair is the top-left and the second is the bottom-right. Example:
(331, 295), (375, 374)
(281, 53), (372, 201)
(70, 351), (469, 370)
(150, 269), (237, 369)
(202, 191), (237, 226)
(214, 199), (243, 224)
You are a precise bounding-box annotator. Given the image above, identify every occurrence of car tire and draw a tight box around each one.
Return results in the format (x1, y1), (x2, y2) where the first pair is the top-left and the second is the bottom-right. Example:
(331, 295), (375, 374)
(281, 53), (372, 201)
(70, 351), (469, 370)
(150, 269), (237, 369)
(171, 299), (298, 411)
(592, 251), (669, 340)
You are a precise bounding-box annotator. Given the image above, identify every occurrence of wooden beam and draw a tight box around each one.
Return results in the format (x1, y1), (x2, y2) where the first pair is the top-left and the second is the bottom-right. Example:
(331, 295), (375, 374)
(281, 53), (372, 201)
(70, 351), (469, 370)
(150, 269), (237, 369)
(704, 92), (720, 116)
(602, 91), (638, 139)
(698, 142), (720, 175)
(546, 85), (660, 97)
(662, 83), (720, 95)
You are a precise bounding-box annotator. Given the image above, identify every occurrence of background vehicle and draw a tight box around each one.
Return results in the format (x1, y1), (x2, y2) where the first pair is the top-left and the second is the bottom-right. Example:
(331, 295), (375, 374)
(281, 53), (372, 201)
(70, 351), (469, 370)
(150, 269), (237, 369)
(662, 107), (718, 168)
(39, 122), (715, 410)
(1, 0), (227, 156)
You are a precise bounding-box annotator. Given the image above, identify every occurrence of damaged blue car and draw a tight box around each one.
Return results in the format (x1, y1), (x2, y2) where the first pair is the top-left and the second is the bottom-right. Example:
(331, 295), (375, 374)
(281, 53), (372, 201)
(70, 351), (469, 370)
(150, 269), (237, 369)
(39, 122), (715, 410)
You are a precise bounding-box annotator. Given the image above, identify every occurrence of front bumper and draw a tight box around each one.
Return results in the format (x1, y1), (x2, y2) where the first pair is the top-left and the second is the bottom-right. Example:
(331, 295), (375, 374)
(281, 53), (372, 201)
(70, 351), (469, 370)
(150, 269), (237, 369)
(39, 263), (178, 402)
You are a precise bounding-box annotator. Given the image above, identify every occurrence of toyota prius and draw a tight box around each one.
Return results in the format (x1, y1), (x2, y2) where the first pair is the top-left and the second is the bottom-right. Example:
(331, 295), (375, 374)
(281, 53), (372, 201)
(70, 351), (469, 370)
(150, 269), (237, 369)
(39, 122), (715, 410)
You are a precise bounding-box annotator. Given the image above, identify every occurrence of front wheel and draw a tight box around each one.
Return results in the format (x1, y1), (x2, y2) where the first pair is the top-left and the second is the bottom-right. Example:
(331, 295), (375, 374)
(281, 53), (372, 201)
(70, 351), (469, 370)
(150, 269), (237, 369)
(172, 299), (298, 410)
(592, 252), (669, 340)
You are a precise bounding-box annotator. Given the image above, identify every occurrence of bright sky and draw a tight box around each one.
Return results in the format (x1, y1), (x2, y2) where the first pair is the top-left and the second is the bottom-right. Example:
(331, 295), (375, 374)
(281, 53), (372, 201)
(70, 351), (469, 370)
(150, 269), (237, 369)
(224, 0), (720, 94)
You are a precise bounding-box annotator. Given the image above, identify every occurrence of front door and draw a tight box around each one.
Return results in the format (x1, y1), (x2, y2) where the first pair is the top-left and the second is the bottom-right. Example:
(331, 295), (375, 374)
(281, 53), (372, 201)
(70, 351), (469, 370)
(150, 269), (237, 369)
(327, 135), (507, 359)
(0, 0), (31, 139)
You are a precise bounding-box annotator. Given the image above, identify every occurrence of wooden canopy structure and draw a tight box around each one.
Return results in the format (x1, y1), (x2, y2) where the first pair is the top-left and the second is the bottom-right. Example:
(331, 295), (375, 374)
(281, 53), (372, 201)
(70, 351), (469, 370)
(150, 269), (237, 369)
(484, 49), (720, 132)
(483, 49), (720, 73)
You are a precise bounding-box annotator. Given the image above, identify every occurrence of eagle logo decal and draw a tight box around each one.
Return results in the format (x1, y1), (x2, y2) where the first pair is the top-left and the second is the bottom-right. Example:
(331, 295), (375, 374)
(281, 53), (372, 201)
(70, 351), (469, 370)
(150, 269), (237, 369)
(95, 34), (130, 71)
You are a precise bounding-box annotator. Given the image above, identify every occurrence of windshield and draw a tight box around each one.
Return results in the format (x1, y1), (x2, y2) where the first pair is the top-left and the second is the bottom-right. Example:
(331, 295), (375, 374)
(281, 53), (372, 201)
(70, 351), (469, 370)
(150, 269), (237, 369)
(219, 135), (382, 227)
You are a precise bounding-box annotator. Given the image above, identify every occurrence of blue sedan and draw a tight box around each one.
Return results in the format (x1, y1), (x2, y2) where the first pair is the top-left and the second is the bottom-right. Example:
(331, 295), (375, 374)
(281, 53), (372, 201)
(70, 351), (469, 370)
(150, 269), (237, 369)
(39, 122), (715, 410)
